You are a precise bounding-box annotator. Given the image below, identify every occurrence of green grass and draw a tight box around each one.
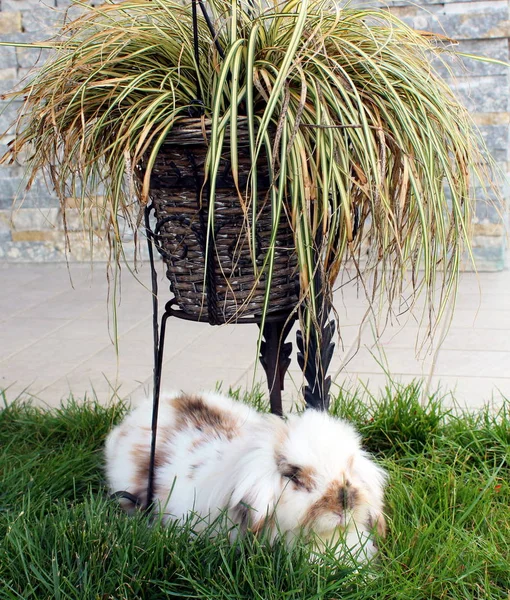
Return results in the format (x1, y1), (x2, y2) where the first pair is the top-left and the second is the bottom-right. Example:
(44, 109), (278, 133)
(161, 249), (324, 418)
(0, 384), (509, 599)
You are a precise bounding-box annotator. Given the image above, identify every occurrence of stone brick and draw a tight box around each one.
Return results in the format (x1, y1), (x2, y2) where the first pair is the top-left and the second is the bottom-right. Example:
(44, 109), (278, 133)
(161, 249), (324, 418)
(0, 33), (39, 80)
(0, 209), (12, 240)
(6, 29), (53, 71)
(470, 242), (508, 270)
(0, 172), (58, 206)
(2, 0), (55, 11)
(0, 13), (22, 35)
(53, 2), (88, 20)
(0, 193), (59, 210)
(0, 80), (21, 99)
(434, 38), (509, 79)
(472, 234), (505, 248)
(59, 207), (109, 232)
(63, 195), (106, 209)
(0, 30), (40, 44)
(0, 176), (24, 203)
(475, 198), (507, 224)
(16, 45), (52, 70)
(11, 229), (61, 242)
(0, 163), (25, 180)
(0, 101), (24, 135)
(21, 8), (63, 35)
(472, 221), (505, 236)
(54, 0), (91, 9)
(0, 80), (19, 98)
(477, 124), (510, 155)
(0, 240), (64, 261)
(445, 179), (506, 214)
(10, 207), (60, 230)
(60, 232), (111, 261)
(472, 113), (510, 126)
(0, 198), (15, 210)
(17, 67), (37, 80)
(389, 2), (508, 41)
(481, 149), (508, 163)
(0, 46), (18, 70)
(0, 68), (17, 82)
(0, 67), (37, 99)
(0, 169), (60, 208)
(447, 75), (509, 114)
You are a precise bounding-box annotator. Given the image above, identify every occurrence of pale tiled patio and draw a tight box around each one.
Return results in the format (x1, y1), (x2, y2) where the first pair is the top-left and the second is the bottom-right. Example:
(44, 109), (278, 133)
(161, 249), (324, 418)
(0, 261), (509, 410)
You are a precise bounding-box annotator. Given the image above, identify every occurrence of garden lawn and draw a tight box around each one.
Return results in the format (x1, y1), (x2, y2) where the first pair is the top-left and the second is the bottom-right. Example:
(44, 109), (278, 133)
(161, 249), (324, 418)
(0, 383), (509, 599)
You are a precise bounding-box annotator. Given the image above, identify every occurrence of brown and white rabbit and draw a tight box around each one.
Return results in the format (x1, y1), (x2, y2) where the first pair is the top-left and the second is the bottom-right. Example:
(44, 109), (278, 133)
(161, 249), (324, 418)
(105, 392), (387, 563)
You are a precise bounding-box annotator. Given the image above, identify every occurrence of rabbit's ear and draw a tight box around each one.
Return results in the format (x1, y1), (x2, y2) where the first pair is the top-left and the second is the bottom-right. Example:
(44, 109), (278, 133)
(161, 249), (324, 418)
(230, 499), (274, 537)
(276, 454), (316, 492)
(367, 510), (386, 538)
(230, 499), (252, 534)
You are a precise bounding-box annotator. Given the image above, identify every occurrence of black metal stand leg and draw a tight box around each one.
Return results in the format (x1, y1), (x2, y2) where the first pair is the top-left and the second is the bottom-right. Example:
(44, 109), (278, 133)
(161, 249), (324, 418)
(296, 310), (335, 411)
(145, 202), (166, 510)
(146, 310), (170, 509)
(258, 316), (294, 416)
(296, 232), (336, 412)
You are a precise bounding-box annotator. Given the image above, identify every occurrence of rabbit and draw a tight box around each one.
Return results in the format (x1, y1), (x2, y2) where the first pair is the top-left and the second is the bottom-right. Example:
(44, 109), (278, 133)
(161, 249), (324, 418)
(105, 391), (387, 563)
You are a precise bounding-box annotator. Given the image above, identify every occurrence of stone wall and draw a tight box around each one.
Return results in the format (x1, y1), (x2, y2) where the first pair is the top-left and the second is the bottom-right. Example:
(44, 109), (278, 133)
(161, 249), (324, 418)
(387, 0), (510, 270)
(0, 0), (114, 262)
(0, 0), (508, 267)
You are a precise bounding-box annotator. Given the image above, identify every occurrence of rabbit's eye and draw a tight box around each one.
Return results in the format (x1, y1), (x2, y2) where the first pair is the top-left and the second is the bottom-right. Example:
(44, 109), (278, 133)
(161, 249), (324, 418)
(282, 464), (301, 482)
(278, 460), (315, 492)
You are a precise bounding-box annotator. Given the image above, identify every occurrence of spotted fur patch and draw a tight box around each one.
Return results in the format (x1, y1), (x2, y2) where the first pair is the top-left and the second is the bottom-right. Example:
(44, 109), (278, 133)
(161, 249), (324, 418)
(172, 394), (239, 440)
(187, 461), (204, 480)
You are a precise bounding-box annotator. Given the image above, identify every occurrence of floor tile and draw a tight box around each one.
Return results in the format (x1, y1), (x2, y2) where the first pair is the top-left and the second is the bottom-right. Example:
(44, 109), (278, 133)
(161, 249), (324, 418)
(0, 317), (72, 361)
(0, 263), (509, 410)
(1, 361), (79, 399)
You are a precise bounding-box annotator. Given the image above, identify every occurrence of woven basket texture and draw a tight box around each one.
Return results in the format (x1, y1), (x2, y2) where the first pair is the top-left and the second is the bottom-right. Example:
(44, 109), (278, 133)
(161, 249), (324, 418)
(143, 118), (299, 323)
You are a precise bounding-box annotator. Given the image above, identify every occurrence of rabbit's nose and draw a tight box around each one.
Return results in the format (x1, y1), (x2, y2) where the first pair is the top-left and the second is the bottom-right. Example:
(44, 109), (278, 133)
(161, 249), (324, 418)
(338, 487), (348, 509)
(338, 485), (356, 510)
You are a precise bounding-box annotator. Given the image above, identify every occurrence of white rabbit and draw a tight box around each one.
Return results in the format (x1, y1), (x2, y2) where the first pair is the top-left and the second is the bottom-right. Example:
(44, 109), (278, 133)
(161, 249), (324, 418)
(105, 392), (387, 563)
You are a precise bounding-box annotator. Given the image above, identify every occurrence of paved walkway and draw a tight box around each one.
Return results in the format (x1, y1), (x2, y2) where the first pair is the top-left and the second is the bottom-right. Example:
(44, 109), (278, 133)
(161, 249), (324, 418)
(1, 261), (509, 410)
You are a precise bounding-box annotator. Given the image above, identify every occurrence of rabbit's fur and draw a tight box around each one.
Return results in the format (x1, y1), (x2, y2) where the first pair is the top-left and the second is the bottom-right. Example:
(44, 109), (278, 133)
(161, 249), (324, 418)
(105, 392), (387, 562)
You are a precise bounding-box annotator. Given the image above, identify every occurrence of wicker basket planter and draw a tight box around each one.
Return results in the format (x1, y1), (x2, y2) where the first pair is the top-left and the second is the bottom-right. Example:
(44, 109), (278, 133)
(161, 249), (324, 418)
(140, 118), (299, 324)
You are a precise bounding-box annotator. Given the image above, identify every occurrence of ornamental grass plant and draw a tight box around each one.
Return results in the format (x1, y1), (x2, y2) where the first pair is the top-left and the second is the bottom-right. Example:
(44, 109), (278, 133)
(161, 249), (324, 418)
(1, 0), (494, 340)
